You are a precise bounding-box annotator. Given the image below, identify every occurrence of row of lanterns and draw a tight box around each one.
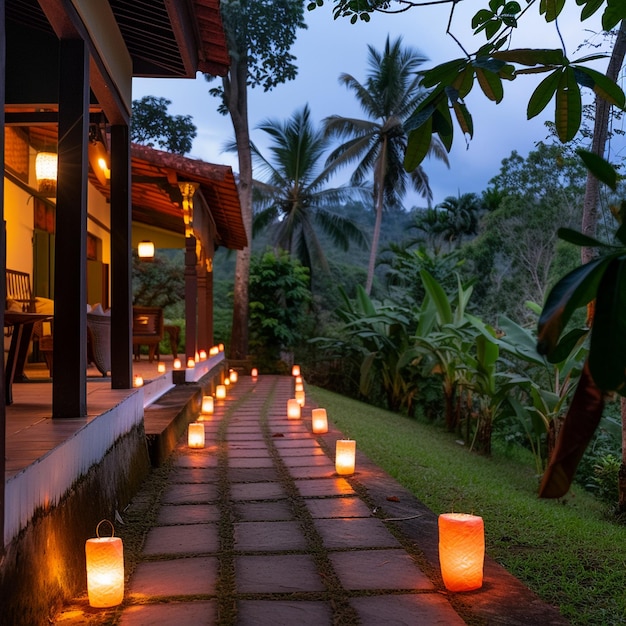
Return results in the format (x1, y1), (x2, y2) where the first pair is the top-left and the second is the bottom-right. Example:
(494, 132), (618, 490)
(84, 365), (484, 608)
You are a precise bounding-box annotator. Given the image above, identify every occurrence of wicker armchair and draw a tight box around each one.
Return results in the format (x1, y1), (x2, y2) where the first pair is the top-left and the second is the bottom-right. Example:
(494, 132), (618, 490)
(87, 312), (111, 376)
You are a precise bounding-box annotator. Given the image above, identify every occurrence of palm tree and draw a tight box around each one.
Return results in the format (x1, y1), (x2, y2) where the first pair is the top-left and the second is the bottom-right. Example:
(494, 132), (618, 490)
(248, 104), (369, 275)
(324, 35), (450, 294)
(435, 192), (483, 247)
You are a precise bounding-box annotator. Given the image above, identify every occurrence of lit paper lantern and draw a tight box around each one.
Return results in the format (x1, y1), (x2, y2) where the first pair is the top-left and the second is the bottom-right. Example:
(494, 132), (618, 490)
(85, 520), (124, 608)
(216, 384), (226, 399)
(335, 439), (356, 475)
(294, 381), (304, 392)
(295, 375), (303, 384)
(199, 349), (207, 360)
(187, 357), (195, 368)
(209, 346), (219, 356)
(229, 370), (238, 383)
(218, 343), (224, 352)
(287, 398), (301, 419)
(188, 422), (205, 448)
(173, 358), (182, 370)
(133, 375), (143, 387)
(312, 408), (328, 434)
(295, 389), (305, 407)
(251, 367), (258, 378)
(438, 513), (484, 592)
(157, 361), (166, 374)
(292, 364), (300, 377)
(201, 395), (214, 414)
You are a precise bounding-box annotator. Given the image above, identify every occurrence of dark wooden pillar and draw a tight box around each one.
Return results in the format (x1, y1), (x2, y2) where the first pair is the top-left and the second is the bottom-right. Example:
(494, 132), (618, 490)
(184, 235), (198, 362)
(52, 38), (89, 418)
(0, 0), (6, 549)
(110, 124), (132, 389)
(197, 267), (208, 352)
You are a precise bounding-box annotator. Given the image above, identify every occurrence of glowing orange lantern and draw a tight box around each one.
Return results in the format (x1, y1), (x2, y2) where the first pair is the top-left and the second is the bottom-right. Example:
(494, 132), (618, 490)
(335, 439), (356, 475)
(199, 349), (207, 360)
(133, 375), (143, 387)
(85, 520), (124, 608)
(173, 358), (182, 370)
(438, 513), (484, 592)
(312, 408), (328, 434)
(201, 395), (214, 415)
(294, 381), (304, 392)
(218, 343), (224, 352)
(251, 367), (258, 378)
(209, 346), (219, 356)
(187, 357), (195, 368)
(295, 389), (305, 407)
(292, 364), (300, 377)
(188, 422), (205, 448)
(216, 384), (226, 399)
(229, 370), (238, 383)
(157, 361), (166, 374)
(287, 398), (301, 419)
(295, 375), (302, 384)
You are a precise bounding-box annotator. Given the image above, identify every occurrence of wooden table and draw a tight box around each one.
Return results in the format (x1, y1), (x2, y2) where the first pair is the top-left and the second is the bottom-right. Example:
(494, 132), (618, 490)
(4, 311), (52, 405)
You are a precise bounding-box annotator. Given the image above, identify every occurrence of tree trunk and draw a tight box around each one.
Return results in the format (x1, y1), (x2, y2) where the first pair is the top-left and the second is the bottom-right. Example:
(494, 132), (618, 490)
(224, 55), (253, 360)
(365, 140), (388, 295)
(581, 20), (626, 264)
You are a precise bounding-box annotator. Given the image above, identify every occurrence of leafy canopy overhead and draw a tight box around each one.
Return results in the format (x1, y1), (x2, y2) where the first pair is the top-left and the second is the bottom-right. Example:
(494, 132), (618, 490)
(310, 0), (626, 166)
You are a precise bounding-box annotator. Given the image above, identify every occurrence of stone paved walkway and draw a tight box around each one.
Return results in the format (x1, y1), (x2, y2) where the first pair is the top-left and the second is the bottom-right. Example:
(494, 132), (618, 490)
(113, 374), (568, 626)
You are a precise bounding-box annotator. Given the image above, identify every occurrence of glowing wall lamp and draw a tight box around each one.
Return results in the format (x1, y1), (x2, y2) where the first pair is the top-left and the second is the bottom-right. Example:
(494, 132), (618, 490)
(335, 439), (356, 475)
(137, 240), (155, 259)
(35, 151), (57, 195)
(438, 513), (485, 592)
(311, 408), (328, 434)
(188, 422), (205, 448)
(85, 520), (124, 608)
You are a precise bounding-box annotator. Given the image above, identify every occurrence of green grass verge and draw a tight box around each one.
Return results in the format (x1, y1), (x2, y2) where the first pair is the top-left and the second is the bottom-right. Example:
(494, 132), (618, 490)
(308, 386), (626, 626)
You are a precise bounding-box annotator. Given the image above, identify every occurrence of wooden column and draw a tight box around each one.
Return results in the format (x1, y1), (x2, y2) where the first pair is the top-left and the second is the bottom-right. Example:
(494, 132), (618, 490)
(184, 235), (198, 362)
(52, 38), (89, 418)
(0, 0), (6, 549)
(110, 124), (132, 389)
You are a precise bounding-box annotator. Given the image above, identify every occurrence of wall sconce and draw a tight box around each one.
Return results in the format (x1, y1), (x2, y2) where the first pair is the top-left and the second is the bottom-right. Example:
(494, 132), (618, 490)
(229, 370), (238, 383)
(85, 520), (124, 608)
(287, 398), (301, 419)
(188, 422), (205, 448)
(201, 395), (214, 415)
(173, 358), (182, 370)
(438, 513), (484, 592)
(137, 240), (155, 260)
(216, 384), (226, 400)
(292, 365), (300, 377)
(35, 151), (57, 195)
(335, 439), (356, 475)
(312, 408), (328, 434)
(157, 361), (166, 374)
(88, 139), (110, 186)
(295, 389), (305, 407)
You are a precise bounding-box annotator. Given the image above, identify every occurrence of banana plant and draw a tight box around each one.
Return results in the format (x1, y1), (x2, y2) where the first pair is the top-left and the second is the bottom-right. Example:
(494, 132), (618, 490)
(536, 150), (625, 498)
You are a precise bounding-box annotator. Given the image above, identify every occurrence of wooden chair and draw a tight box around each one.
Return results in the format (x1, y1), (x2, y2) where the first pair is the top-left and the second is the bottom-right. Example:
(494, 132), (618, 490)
(132, 306), (164, 362)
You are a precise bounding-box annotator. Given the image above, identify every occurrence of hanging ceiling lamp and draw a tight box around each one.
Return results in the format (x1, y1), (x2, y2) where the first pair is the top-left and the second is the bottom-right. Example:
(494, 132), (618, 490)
(35, 151), (58, 195)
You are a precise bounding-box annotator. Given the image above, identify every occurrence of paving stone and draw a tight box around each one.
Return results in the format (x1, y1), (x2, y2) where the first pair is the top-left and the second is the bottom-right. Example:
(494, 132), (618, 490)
(227, 447), (271, 458)
(143, 523), (219, 555)
(128, 557), (218, 597)
(237, 600), (333, 625)
(230, 482), (286, 501)
(329, 549), (434, 590)
(234, 520), (308, 551)
(289, 465), (336, 479)
(173, 454), (218, 469)
(272, 438), (318, 449)
(233, 500), (294, 522)
(228, 456), (275, 469)
(350, 593), (467, 625)
(156, 503), (221, 525)
(119, 601), (217, 625)
(275, 445), (325, 457)
(228, 467), (280, 483)
(305, 496), (372, 519)
(281, 455), (334, 468)
(295, 477), (355, 497)
(161, 483), (219, 504)
(314, 518), (401, 549)
(235, 554), (326, 593)
(168, 467), (219, 484)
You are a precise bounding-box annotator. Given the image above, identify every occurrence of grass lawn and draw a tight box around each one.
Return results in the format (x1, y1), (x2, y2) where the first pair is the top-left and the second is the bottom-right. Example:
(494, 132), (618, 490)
(308, 386), (626, 626)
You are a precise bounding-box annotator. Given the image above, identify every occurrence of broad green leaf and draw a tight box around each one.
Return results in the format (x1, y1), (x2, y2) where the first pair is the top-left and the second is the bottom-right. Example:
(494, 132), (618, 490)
(503, 1), (521, 13)
(472, 9), (494, 28)
(555, 67), (581, 142)
(452, 66), (475, 98)
(475, 68), (504, 102)
(537, 256), (613, 355)
(452, 101), (474, 137)
(602, 3), (626, 31)
(527, 69), (561, 119)
(493, 48), (566, 66)
(405, 116), (433, 170)
(421, 59), (468, 88)
(485, 19), (502, 39)
(573, 66), (626, 108)
(578, 0), (604, 21)
(589, 258), (626, 392)
(489, 0), (505, 11)
(576, 149), (618, 190)
(546, 327), (589, 364)
(433, 101), (453, 151)
(498, 314), (546, 364)
(420, 269), (452, 325)
(557, 226), (612, 248)
(540, 0), (566, 21)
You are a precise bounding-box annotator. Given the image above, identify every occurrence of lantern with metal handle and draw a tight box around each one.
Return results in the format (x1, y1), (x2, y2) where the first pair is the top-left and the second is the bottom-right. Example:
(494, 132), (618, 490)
(85, 520), (124, 607)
